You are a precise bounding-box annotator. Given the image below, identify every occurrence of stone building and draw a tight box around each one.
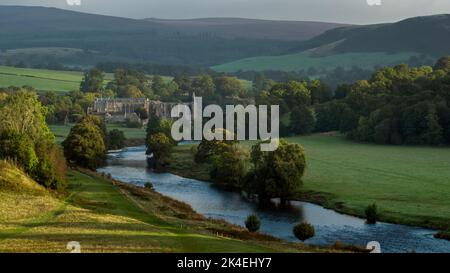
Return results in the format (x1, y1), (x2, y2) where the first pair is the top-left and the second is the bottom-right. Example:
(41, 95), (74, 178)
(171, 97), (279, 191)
(88, 97), (191, 123)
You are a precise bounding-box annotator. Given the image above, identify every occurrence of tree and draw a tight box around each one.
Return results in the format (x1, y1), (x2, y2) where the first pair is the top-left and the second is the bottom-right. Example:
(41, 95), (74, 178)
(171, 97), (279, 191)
(293, 222), (315, 241)
(0, 130), (38, 173)
(147, 132), (173, 169)
(134, 107), (149, 120)
(80, 68), (104, 93)
(210, 144), (248, 188)
(108, 129), (126, 150)
(192, 74), (215, 98)
(434, 56), (450, 72)
(245, 140), (306, 203)
(33, 142), (67, 190)
(365, 203), (378, 224)
(118, 85), (144, 98)
(245, 214), (261, 233)
(289, 106), (315, 135)
(145, 116), (176, 152)
(0, 90), (67, 190)
(309, 80), (332, 104)
(214, 76), (245, 97)
(0, 90), (54, 144)
(62, 118), (107, 170)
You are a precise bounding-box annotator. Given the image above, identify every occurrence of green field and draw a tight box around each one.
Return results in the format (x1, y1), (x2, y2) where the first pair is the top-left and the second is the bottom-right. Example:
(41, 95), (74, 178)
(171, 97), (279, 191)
(50, 124), (146, 143)
(168, 134), (450, 230)
(212, 52), (419, 73)
(0, 66), (85, 92)
(0, 160), (338, 253)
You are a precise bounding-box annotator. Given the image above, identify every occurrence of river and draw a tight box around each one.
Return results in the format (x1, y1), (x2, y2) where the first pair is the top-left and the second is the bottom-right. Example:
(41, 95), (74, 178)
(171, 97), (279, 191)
(97, 146), (450, 253)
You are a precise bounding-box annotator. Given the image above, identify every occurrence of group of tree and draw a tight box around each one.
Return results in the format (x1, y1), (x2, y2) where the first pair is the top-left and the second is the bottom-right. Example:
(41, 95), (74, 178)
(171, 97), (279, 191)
(145, 115), (177, 169)
(80, 67), (249, 104)
(195, 136), (307, 203)
(0, 89), (67, 190)
(312, 56), (450, 146)
(255, 79), (333, 136)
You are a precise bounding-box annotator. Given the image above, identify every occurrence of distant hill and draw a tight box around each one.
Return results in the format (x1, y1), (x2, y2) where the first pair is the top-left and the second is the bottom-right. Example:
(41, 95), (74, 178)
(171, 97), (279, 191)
(214, 14), (450, 73)
(144, 18), (347, 41)
(294, 14), (450, 57)
(0, 6), (343, 66)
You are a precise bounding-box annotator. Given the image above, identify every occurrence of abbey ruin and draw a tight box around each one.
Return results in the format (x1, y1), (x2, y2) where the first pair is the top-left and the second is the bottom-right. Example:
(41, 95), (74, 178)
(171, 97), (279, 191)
(88, 98), (190, 123)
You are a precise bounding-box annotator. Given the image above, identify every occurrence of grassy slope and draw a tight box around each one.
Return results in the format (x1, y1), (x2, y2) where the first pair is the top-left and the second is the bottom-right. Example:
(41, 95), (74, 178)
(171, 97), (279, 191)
(212, 52), (419, 73)
(0, 66), (86, 92)
(0, 160), (335, 253)
(168, 134), (450, 230)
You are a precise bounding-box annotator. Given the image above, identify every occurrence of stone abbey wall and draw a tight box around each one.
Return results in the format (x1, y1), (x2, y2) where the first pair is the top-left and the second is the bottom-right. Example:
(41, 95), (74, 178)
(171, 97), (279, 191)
(88, 97), (191, 122)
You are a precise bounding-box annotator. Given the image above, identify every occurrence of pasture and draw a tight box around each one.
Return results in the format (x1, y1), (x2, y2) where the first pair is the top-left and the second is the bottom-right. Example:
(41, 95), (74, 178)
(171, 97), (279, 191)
(212, 52), (419, 73)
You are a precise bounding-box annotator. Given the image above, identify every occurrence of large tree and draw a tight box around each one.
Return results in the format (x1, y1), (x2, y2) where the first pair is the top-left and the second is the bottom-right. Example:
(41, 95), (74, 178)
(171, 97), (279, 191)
(0, 90), (67, 190)
(80, 68), (104, 93)
(245, 139), (306, 203)
(62, 117), (107, 169)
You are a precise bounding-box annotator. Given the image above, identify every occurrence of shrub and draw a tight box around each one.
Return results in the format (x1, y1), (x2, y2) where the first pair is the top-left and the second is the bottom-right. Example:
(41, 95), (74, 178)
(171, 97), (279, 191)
(144, 182), (154, 190)
(293, 222), (315, 241)
(33, 143), (67, 190)
(245, 214), (261, 233)
(365, 203), (378, 224)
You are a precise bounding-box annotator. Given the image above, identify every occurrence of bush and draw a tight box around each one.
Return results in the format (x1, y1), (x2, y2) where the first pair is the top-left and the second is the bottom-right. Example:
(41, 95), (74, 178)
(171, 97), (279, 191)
(144, 182), (154, 190)
(365, 203), (378, 224)
(293, 222), (315, 241)
(245, 214), (261, 233)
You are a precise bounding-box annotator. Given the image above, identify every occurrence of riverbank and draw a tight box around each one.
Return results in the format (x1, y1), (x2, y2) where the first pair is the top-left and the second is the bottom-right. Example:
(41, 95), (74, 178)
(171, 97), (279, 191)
(0, 160), (351, 252)
(166, 135), (450, 233)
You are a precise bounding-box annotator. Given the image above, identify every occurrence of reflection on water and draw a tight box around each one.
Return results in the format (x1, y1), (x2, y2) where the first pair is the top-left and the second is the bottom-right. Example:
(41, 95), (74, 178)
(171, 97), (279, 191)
(98, 146), (450, 253)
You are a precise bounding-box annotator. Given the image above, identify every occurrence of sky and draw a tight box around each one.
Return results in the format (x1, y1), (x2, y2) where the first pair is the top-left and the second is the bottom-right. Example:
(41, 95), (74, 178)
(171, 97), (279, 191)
(1, 0), (450, 24)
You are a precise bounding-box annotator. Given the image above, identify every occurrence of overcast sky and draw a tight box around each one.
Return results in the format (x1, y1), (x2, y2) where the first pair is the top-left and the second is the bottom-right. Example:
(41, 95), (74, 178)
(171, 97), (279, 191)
(1, 0), (450, 24)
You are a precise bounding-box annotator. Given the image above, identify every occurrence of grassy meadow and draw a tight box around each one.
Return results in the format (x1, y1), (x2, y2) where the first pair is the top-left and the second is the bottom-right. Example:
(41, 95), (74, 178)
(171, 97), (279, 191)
(0, 66), (176, 93)
(0, 66), (87, 92)
(212, 52), (418, 73)
(0, 160), (339, 253)
(168, 134), (450, 230)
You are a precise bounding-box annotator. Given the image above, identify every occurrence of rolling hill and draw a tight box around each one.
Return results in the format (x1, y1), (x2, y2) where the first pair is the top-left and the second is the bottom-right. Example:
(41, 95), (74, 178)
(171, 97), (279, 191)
(296, 14), (450, 57)
(0, 6), (343, 66)
(145, 17), (347, 41)
(213, 14), (450, 73)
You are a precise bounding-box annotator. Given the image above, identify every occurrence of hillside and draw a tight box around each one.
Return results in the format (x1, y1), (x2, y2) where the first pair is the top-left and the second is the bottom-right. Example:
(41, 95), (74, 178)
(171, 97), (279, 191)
(0, 161), (336, 252)
(213, 14), (450, 73)
(0, 6), (342, 66)
(145, 18), (347, 41)
(299, 14), (450, 57)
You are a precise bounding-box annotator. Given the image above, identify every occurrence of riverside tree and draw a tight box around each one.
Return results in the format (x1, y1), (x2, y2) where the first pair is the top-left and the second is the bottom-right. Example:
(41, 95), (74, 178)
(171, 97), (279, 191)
(245, 139), (306, 203)
(147, 132), (173, 169)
